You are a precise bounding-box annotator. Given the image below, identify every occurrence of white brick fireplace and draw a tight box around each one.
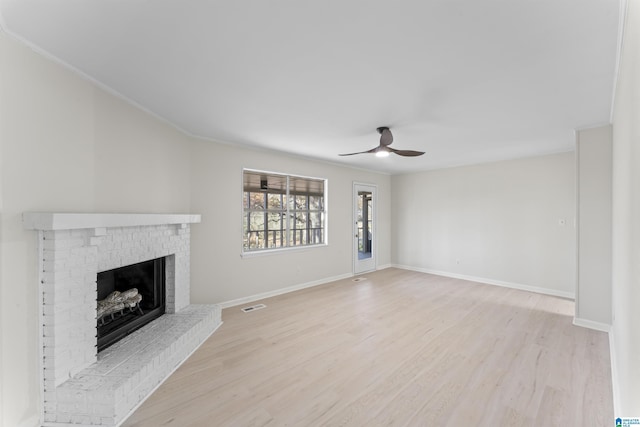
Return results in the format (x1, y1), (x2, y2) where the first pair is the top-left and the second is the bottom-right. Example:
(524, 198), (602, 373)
(23, 213), (222, 427)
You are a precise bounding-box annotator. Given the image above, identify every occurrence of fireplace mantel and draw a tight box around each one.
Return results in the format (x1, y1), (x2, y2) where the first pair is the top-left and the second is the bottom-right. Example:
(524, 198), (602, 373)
(23, 212), (201, 231)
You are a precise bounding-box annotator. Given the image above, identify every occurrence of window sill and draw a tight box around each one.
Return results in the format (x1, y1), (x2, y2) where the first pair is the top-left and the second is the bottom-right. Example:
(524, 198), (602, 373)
(240, 243), (328, 258)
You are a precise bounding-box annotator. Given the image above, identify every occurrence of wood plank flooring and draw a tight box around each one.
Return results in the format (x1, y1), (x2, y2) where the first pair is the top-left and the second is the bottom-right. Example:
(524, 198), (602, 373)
(122, 268), (613, 427)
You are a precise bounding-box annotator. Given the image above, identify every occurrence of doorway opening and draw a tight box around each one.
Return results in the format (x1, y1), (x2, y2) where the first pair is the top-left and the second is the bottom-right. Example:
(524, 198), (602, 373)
(357, 191), (372, 260)
(354, 183), (377, 274)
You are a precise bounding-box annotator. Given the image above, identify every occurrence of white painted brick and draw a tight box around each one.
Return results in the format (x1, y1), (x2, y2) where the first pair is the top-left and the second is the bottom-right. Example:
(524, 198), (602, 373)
(44, 379), (58, 392)
(43, 348), (55, 362)
(56, 413), (72, 423)
(44, 401), (57, 412)
(71, 414), (92, 425)
(43, 324), (57, 337)
(42, 268), (70, 281)
(71, 267), (88, 280)
(39, 221), (217, 426)
(70, 247), (89, 257)
(43, 303), (58, 317)
(43, 237), (83, 251)
(43, 248), (70, 261)
(93, 227), (107, 236)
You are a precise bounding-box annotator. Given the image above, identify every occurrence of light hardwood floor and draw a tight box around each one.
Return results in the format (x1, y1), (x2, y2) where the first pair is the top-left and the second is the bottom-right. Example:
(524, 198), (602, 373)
(123, 268), (613, 427)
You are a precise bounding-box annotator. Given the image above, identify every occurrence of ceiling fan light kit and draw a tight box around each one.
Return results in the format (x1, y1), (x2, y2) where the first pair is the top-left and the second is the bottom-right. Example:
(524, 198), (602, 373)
(375, 149), (390, 158)
(339, 127), (425, 158)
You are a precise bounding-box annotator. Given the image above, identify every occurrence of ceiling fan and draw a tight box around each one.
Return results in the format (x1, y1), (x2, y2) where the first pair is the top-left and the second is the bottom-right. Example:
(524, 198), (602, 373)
(339, 127), (425, 158)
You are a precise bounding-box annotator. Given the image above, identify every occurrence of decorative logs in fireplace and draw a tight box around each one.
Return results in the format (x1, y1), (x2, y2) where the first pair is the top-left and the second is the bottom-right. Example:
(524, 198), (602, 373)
(97, 289), (144, 325)
(97, 257), (166, 352)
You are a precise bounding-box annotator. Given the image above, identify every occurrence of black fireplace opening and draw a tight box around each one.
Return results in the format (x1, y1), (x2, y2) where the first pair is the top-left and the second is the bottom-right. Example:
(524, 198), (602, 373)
(96, 257), (166, 352)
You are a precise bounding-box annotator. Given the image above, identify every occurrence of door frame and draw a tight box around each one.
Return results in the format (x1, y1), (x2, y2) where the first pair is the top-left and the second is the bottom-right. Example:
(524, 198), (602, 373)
(353, 182), (377, 274)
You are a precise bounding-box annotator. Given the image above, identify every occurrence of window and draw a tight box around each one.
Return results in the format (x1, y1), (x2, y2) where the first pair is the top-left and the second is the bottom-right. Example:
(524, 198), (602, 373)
(243, 170), (326, 252)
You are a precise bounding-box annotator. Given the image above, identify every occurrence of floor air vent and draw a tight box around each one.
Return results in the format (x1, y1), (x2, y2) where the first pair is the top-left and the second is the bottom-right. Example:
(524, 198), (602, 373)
(241, 303), (266, 313)
(352, 277), (367, 282)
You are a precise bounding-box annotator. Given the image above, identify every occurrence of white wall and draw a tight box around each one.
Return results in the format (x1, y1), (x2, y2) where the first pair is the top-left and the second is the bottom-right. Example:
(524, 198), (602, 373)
(391, 152), (576, 297)
(188, 140), (391, 304)
(0, 31), (192, 427)
(0, 31), (5, 427)
(611, 0), (640, 415)
(0, 29), (392, 427)
(575, 125), (612, 329)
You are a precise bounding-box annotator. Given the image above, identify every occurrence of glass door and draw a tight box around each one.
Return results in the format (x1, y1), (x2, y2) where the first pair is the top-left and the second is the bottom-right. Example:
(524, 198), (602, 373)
(354, 183), (376, 274)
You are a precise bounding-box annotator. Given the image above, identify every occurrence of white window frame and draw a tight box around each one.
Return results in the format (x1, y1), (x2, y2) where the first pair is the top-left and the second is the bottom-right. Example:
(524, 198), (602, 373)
(241, 168), (328, 256)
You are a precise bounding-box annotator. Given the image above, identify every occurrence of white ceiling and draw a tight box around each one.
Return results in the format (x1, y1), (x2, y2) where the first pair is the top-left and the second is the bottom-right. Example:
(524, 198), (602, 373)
(0, 0), (621, 174)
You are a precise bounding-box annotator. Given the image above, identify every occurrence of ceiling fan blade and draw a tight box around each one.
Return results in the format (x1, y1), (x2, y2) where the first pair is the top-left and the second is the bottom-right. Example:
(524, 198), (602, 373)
(339, 147), (378, 156)
(379, 127), (393, 146)
(339, 127), (422, 157)
(388, 147), (425, 157)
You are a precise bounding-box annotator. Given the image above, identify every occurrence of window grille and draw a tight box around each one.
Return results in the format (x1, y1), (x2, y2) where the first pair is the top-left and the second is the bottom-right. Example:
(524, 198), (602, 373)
(243, 170), (326, 252)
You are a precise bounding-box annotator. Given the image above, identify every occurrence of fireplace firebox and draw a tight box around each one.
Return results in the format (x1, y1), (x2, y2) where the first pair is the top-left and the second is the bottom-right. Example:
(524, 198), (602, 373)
(97, 257), (166, 351)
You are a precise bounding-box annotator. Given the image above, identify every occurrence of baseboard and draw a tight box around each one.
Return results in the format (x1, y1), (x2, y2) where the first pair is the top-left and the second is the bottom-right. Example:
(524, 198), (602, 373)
(219, 272), (353, 308)
(392, 264), (576, 300)
(377, 263), (392, 271)
(609, 326), (621, 417)
(573, 317), (611, 332)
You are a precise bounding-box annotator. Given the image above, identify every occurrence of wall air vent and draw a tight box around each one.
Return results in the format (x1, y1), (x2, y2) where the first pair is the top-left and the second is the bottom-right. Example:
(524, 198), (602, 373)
(241, 303), (266, 313)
